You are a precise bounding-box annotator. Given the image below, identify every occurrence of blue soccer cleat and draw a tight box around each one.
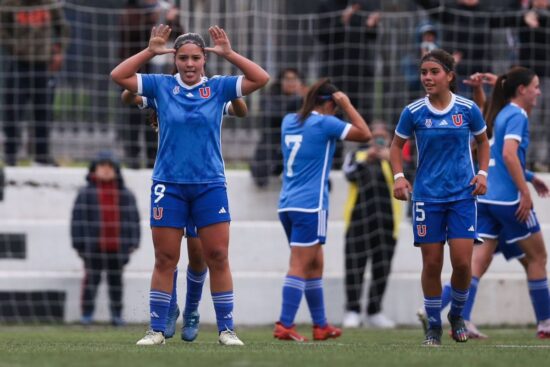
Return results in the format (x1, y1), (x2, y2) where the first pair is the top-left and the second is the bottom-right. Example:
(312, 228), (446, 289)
(181, 310), (200, 342)
(164, 306), (180, 339)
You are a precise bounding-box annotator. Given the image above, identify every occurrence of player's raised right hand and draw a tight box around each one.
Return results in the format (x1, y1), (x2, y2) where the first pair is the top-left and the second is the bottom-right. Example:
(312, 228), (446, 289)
(148, 24), (175, 55)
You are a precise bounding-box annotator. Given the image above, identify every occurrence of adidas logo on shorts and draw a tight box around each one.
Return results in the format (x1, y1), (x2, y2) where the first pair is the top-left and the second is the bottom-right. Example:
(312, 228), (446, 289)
(219, 207), (227, 214)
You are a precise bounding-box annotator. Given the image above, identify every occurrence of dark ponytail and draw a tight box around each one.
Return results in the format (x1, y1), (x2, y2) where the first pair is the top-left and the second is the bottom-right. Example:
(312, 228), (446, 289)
(484, 66), (536, 138)
(297, 78), (338, 122)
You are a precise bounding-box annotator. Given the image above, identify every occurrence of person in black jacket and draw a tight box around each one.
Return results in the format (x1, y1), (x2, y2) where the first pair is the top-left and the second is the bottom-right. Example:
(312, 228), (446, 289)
(342, 122), (401, 329)
(317, 0), (380, 121)
(71, 151), (140, 326)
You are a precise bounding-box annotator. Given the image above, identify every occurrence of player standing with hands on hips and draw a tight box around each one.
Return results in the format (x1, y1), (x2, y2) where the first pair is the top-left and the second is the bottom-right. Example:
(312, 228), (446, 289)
(389, 49), (490, 346)
(111, 24), (269, 346)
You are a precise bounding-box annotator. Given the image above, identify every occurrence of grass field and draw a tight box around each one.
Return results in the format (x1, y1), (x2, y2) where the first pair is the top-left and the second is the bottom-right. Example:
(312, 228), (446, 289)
(1, 324), (550, 367)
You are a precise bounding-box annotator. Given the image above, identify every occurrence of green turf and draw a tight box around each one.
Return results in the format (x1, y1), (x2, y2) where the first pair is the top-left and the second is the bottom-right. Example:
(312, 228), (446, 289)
(0, 325), (549, 367)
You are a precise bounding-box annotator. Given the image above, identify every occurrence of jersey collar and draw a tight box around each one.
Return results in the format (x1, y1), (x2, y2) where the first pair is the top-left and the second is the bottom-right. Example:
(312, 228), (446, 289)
(174, 74), (208, 90)
(509, 102), (528, 118)
(424, 92), (456, 115)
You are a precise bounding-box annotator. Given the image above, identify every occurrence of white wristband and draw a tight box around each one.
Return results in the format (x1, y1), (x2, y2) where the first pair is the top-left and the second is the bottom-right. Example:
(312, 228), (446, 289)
(477, 170), (488, 177)
(393, 172), (405, 180)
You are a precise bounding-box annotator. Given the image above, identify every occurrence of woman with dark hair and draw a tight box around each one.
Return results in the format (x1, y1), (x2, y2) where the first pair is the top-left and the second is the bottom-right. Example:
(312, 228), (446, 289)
(111, 25), (269, 346)
(477, 66), (550, 339)
(273, 78), (371, 342)
(121, 89), (247, 342)
(390, 49), (490, 346)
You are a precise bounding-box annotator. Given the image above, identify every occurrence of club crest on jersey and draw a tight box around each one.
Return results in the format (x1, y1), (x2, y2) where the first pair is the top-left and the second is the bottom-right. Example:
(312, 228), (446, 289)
(417, 224), (427, 237)
(173, 85), (180, 95)
(425, 119), (432, 128)
(199, 87), (211, 99)
(452, 114), (463, 127)
(153, 207), (163, 220)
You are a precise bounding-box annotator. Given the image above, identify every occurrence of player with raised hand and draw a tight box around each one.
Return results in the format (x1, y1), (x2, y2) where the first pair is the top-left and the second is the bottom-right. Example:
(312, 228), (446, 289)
(273, 79), (371, 342)
(120, 89), (247, 342)
(111, 24), (269, 346)
(477, 66), (550, 339)
(431, 70), (549, 339)
(390, 49), (490, 346)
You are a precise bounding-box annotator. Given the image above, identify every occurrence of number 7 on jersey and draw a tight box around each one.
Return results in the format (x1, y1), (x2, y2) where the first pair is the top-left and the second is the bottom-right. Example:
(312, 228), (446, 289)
(285, 134), (303, 177)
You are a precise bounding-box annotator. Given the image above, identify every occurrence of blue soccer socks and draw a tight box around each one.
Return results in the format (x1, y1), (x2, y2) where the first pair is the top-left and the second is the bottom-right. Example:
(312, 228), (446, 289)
(150, 290), (171, 333)
(212, 290), (234, 332)
(185, 267), (207, 316)
(449, 286), (470, 318)
(529, 278), (550, 322)
(304, 278), (327, 327)
(424, 296), (442, 330)
(441, 282), (452, 309)
(169, 268), (178, 312)
(461, 276), (479, 321)
(279, 275), (305, 328)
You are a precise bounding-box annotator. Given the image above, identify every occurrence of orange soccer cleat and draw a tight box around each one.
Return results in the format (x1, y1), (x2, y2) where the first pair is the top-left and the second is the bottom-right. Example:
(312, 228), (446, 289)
(273, 322), (308, 342)
(312, 324), (342, 341)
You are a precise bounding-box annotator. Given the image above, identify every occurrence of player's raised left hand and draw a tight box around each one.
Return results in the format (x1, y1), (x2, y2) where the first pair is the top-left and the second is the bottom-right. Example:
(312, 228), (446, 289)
(205, 25), (232, 57)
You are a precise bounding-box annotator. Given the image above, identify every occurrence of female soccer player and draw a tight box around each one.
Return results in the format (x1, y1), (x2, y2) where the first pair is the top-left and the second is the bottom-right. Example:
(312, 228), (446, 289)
(111, 24), (269, 346)
(273, 78), (371, 342)
(389, 49), (490, 346)
(120, 90), (247, 342)
(432, 71), (549, 339)
(477, 66), (550, 338)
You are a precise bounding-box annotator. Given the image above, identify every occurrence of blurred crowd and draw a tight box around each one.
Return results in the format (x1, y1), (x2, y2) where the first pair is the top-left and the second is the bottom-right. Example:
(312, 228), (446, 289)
(0, 0), (549, 171)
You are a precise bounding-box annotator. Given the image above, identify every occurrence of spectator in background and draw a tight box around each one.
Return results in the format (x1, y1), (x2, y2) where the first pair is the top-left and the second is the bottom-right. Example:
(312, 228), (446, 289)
(71, 151), (141, 326)
(401, 21), (439, 97)
(119, 0), (160, 168)
(515, 0), (550, 170)
(414, 0), (494, 96)
(317, 0), (380, 121)
(0, 0), (70, 166)
(342, 122), (401, 329)
(250, 68), (306, 188)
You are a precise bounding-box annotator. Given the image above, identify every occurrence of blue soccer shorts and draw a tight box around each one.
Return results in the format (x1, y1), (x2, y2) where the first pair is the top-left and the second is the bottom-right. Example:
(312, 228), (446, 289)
(412, 198), (478, 245)
(278, 210), (328, 247)
(495, 237), (525, 261)
(150, 180), (231, 229)
(184, 219), (198, 238)
(477, 202), (540, 244)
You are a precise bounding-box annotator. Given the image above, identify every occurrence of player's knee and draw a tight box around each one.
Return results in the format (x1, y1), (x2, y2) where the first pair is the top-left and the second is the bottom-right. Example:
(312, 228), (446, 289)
(154, 251), (179, 271)
(204, 247), (229, 267)
(423, 258), (443, 274)
(452, 261), (471, 276)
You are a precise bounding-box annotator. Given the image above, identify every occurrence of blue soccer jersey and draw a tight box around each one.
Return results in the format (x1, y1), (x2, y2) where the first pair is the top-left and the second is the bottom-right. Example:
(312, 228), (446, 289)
(278, 112), (351, 212)
(395, 93), (487, 202)
(137, 73), (243, 183)
(479, 103), (529, 205)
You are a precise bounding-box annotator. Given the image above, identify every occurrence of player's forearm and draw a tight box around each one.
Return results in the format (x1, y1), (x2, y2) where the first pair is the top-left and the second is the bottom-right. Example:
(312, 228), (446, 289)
(472, 86), (486, 112)
(230, 99), (248, 117)
(344, 105), (371, 140)
(110, 49), (155, 91)
(476, 137), (490, 172)
(224, 50), (269, 95)
(389, 140), (405, 176)
(504, 152), (530, 196)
